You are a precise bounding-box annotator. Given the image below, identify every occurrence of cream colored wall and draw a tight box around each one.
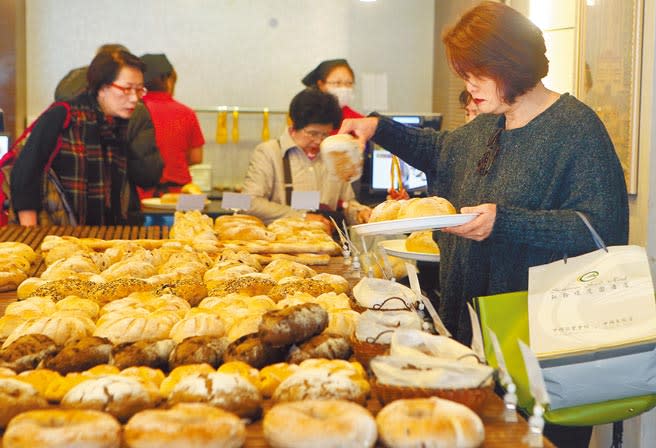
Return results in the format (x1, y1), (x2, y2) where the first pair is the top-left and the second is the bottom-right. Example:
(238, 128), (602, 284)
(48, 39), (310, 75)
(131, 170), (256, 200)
(25, 0), (435, 189)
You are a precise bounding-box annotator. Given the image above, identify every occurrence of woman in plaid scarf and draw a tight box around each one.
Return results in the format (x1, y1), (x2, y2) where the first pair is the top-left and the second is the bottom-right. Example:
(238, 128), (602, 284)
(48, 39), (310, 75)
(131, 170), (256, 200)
(11, 49), (148, 226)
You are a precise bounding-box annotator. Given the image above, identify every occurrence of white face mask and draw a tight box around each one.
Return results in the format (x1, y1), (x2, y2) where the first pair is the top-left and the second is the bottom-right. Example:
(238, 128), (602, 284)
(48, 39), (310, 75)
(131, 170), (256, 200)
(328, 86), (354, 108)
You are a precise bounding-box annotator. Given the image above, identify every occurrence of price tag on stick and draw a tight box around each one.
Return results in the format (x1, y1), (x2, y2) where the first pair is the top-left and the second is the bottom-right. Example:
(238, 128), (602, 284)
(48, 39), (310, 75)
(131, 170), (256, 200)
(221, 192), (252, 211)
(176, 194), (207, 211)
(467, 303), (486, 363)
(405, 262), (451, 336)
(291, 191), (320, 211)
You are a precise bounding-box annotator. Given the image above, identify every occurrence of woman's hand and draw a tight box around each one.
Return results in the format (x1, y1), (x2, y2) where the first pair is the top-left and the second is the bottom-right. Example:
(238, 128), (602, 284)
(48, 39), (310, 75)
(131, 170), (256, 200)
(442, 204), (496, 241)
(356, 206), (372, 224)
(338, 117), (379, 151)
(17, 210), (37, 227)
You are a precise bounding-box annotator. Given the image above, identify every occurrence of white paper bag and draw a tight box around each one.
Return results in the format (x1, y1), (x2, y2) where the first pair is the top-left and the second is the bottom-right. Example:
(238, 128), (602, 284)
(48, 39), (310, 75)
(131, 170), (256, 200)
(528, 245), (656, 359)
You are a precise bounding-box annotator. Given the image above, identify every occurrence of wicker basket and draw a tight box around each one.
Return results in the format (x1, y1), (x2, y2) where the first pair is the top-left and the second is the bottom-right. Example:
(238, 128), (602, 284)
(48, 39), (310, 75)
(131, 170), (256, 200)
(350, 334), (390, 369)
(349, 296), (413, 314)
(371, 378), (493, 413)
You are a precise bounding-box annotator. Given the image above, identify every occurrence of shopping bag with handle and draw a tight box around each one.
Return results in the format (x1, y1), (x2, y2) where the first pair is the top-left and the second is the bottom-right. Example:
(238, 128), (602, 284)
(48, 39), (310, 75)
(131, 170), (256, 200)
(474, 212), (656, 426)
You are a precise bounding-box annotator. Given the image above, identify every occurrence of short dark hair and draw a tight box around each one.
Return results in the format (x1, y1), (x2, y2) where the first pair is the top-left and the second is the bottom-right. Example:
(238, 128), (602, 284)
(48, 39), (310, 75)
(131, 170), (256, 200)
(289, 88), (342, 130)
(87, 49), (145, 96)
(146, 69), (177, 92)
(442, 1), (548, 104)
(301, 59), (355, 87)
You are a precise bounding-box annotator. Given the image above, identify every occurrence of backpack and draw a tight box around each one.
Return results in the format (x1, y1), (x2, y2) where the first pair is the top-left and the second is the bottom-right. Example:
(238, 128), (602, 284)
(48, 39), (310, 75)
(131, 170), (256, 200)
(0, 102), (77, 226)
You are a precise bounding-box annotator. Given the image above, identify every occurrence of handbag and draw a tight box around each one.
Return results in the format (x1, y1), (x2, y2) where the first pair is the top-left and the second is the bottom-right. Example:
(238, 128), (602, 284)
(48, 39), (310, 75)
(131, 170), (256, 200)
(474, 212), (656, 426)
(0, 102), (77, 226)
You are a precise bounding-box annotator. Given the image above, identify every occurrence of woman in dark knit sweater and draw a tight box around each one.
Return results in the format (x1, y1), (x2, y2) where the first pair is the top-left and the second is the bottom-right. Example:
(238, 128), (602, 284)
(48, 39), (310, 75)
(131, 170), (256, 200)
(340, 3), (628, 446)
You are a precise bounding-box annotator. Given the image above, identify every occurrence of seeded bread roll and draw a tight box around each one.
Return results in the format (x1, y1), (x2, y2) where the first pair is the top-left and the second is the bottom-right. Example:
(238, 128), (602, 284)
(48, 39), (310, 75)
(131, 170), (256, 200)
(43, 336), (112, 374)
(155, 278), (207, 307)
(32, 278), (97, 302)
(208, 276), (277, 297)
(90, 278), (154, 305)
(267, 279), (334, 303)
(259, 303), (328, 347)
(287, 333), (352, 364)
(223, 333), (287, 369)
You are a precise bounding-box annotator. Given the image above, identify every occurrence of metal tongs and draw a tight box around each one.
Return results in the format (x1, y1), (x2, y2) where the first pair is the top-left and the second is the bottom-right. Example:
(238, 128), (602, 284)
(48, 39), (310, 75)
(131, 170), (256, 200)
(330, 217), (361, 277)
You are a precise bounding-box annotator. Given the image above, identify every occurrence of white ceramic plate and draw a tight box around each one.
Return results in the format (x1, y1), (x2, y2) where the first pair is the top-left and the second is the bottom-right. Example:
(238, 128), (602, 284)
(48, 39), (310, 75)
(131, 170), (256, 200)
(379, 239), (440, 263)
(352, 213), (478, 236)
(141, 197), (209, 210)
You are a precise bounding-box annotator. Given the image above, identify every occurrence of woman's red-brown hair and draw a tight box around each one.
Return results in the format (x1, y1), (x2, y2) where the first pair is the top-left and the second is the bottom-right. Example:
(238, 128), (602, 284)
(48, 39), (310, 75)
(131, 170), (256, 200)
(442, 1), (548, 104)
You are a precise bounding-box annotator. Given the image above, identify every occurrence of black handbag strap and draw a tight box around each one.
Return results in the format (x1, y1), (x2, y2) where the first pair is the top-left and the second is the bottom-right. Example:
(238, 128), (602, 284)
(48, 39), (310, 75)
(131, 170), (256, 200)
(279, 139), (293, 206)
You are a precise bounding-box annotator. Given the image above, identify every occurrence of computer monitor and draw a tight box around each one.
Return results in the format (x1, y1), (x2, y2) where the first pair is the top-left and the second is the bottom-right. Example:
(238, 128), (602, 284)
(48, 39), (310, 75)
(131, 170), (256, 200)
(0, 133), (10, 158)
(360, 114), (441, 202)
(370, 145), (428, 192)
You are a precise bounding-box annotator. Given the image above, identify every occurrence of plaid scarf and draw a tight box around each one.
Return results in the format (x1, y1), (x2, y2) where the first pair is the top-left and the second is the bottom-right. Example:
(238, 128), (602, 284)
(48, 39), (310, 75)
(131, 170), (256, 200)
(52, 93), (129, 225)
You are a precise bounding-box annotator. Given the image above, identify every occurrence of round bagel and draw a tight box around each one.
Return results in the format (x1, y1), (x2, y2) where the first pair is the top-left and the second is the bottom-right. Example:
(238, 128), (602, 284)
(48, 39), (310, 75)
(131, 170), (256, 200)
(264, 399), (377, 448)
(124, 403), (246, 448)
(376, 397), (485, 448)
(4, 409), (121, 448)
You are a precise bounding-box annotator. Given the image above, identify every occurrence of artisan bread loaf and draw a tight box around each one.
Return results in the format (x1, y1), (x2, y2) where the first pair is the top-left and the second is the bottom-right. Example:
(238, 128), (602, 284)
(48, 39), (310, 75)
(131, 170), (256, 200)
(168, 371), (261, 419)
(259, 303), (328, 347)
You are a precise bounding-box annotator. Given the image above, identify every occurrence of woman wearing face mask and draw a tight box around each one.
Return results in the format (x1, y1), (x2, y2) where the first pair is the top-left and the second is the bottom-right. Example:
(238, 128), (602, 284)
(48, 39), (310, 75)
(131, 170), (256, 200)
(302, 59), (363, 123)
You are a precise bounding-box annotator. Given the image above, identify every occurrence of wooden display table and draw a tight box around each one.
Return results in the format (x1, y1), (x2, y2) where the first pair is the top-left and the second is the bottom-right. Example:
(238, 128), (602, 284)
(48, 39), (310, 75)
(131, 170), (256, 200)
(0, 224), (555, 447)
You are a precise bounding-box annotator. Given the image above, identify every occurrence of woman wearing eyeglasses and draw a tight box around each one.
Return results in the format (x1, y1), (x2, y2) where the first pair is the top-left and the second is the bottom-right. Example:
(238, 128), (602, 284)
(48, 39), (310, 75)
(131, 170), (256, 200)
(242, 88), (370, 227)
(10, 49), (149, 226)
(340, 0), (628, 358)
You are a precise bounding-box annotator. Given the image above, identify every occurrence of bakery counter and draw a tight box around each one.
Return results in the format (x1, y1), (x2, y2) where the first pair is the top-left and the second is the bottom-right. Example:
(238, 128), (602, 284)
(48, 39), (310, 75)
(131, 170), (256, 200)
(141, 200), (233, 226)
(0, 224), (555, 447)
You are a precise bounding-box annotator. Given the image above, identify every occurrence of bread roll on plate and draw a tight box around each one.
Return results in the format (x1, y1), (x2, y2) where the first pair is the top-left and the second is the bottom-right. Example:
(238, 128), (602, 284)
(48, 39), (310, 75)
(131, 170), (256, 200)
(160, 193), (180, 204)
(369, 199), (405, 223)
(397, 196), (456, 219)
(405, 230), (440, 255)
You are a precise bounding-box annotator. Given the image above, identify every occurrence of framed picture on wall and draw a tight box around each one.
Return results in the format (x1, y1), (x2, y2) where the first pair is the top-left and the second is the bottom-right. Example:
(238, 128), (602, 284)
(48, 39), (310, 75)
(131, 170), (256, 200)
(577, 0), (644, 194)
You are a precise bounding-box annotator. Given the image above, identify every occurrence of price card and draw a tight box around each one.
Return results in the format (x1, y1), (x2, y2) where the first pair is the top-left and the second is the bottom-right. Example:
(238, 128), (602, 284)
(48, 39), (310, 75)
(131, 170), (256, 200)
(291, 191), (320, 211)
(221, 192), (252, 211)
(488, 329), (511, 384)
(518, 340), (550, 406)
(467, 303), (486, 363)
(176, 194), (207, 211)
(405, 262), (451, 337)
